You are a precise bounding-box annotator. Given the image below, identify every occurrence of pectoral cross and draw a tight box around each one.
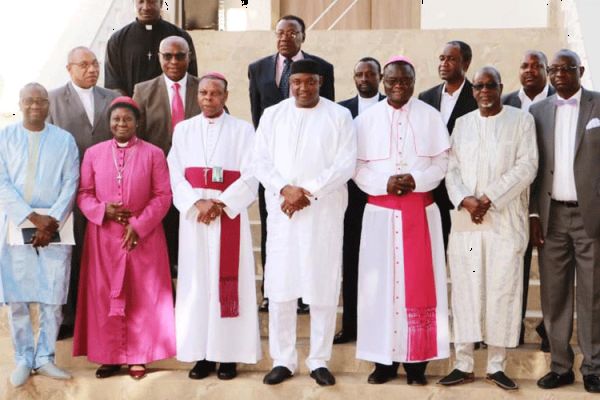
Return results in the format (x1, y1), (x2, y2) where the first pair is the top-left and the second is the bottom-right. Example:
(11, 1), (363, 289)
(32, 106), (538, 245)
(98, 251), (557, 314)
(147, 51), (152, 61)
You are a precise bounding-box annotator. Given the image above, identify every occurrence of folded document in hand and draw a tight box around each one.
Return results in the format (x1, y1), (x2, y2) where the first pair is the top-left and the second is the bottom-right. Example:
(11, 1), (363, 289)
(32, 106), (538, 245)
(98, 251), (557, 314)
(6, 208), (75, 246)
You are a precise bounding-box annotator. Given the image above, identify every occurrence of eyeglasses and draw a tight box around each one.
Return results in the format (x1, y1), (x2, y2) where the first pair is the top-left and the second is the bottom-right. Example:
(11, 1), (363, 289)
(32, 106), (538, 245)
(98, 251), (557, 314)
(21, 98), (49, 106)
(472, 82), (500, 91)
(159, 52), (188, 61)
(383, 78), (413, 87)
(69, 60), (100, 70)
(275, 30), (301, 39)
(547, 65), (578, 74)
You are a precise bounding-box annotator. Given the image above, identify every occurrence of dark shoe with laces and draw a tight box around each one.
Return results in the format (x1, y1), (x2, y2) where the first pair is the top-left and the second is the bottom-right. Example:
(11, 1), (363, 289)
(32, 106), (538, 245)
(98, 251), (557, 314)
(537, 370), (575, 389)
(258, 298), (269, 312)
(584, 375), (600, 393)
(217, 363), (237, 380)
(263, 366), (293, 385)
(188, 360), (216, 380)
(310, 367), (335, 386)
(486, 371), (518, 390)
(367, 363), (398, 384)
(333, 330), (356, 344)
(437, 369), (475, 386)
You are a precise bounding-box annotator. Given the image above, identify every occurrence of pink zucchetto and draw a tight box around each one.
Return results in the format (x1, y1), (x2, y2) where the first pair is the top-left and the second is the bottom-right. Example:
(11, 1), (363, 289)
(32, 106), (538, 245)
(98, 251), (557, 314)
(200, 72), (228, 85)
(384, 55), (414, 69)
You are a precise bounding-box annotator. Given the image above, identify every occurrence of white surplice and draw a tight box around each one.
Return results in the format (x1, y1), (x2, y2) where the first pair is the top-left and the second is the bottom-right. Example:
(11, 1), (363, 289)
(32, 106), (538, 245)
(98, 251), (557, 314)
(354, 98), (451, 364)
(167, 112), (261, 363)
(253, 97), (356, 306)
(445, 106), (538, 347)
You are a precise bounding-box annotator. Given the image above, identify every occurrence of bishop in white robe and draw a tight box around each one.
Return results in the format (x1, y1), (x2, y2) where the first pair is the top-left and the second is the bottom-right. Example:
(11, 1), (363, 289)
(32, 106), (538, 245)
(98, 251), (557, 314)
(354, 56), (450, 385)
(167, 73), (261, 380)
(441, 67), (538, 390)
(253, 60), (356, 386)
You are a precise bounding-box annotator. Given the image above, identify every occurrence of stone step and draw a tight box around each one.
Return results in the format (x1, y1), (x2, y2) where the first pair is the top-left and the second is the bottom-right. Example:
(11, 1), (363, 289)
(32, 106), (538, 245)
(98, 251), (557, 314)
(0, 366), (592, 400)
(0, 336), (589, 383)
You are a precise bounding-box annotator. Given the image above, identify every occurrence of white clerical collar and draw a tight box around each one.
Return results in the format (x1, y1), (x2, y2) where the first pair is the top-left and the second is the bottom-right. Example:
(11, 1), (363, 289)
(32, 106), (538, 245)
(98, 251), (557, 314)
(71, 82), (94, 94)
(556, 87), (582, 103)
(164, 73), (188, 89)
(518, 84), (549, 104)
(442, 79), (466, 98)
(201, 111), (226, 125)
(386, 97), (412, 119)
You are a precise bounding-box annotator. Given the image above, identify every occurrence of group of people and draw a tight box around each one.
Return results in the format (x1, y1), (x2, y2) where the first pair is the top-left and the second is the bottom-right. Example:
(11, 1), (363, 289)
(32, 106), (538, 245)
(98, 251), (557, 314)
(0, 0), (599, 395)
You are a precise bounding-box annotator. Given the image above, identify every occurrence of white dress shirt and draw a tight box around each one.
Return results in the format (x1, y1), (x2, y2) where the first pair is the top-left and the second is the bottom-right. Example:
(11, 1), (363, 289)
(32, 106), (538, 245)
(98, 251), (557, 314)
(164, 73), (188, 114)
(358, 93), (381, 115)
(275, 51), (304, 92)
(71, 82), (95, 125)
(440, 79), (466, 125)
(552, 88), (582, 201)
(518, 84), (550, 112)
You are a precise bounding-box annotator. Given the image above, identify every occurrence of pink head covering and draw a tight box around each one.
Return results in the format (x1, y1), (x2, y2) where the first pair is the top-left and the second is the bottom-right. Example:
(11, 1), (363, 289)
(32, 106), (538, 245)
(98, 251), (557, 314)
(110, 96), (140, 112)
(384, 55), (415, 69)
(200, 71), (228, 86)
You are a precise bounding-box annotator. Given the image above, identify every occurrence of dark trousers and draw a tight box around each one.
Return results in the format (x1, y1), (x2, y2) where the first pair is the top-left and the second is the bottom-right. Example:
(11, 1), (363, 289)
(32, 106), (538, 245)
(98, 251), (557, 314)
(163, 204), (180, 278)
(433, 180), (453, 249)
(259, 184), (267, 295)
(340, 180), (367, 335)
(403, 362), (428, 377)
(62, 207), (86, 327)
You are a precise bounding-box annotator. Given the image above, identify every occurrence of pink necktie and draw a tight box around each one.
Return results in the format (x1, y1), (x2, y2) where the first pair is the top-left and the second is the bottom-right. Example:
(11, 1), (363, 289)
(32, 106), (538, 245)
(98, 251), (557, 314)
(171, 82), (184, 130)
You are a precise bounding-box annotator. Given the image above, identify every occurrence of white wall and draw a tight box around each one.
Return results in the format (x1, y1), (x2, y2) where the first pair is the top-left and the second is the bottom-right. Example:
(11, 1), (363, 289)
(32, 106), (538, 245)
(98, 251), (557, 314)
(421, 0), (548, 29)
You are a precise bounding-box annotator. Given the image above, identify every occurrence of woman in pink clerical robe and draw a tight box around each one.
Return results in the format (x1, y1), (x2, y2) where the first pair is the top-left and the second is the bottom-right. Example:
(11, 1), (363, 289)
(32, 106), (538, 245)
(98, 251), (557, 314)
(73, 97), (175, 380)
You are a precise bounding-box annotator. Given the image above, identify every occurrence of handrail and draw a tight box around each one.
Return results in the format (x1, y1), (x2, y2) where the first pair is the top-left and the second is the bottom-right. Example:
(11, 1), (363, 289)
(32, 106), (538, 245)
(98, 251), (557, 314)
(307, 0), (341, 31)
(328, 0), (359, 30)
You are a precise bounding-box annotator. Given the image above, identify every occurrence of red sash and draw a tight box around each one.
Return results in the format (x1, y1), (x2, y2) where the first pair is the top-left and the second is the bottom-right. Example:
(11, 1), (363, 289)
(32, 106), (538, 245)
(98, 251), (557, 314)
(185, 167), (241, 318)
(368, 192), (438, 361)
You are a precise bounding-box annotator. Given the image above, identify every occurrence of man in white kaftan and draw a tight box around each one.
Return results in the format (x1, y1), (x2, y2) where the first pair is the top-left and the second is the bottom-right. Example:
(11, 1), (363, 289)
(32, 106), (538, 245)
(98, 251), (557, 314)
(440, 67), (538, 390)
(253, 59), (356, 386)
(168, 73), (261, 380)
(354, 56), (450, 386)
(0, 83), (79, 387)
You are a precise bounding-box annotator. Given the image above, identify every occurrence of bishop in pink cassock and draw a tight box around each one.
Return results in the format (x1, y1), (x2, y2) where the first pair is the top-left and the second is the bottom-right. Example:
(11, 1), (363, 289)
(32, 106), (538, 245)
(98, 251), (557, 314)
(73, 97), (175, 375)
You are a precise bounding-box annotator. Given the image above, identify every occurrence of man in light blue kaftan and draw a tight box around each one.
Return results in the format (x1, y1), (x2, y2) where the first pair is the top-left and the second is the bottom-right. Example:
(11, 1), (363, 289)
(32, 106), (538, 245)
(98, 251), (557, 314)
(0, 83), (79, 387)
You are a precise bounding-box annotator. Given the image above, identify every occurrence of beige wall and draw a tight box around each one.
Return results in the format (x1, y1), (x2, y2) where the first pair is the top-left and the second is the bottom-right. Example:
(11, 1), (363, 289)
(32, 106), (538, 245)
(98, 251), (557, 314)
(190, 28), (565, 125)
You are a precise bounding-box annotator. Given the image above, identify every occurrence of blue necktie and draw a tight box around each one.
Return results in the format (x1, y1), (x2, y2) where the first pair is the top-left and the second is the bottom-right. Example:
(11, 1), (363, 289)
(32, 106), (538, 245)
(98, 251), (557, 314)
(279, 58), (292, 99)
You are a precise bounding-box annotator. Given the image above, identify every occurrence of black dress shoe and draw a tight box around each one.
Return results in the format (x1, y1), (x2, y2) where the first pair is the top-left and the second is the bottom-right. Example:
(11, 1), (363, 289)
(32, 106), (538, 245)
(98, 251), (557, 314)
(95, 364), (121, 379)
(437, 369), (475, 386)
(297, 299), (310, 314)
(263, 366), (293, 385)
(486, 371), (518, 390)
(367, 363), (398, 384)
(537, 370), (575, 389)
(536, 323), (550, 352)
(584, 375), (600, 393)
(217, 363), (237, 380)
(188, 360), (216, 380)
(407, 373), (427, 385)
(333, 330), (356, 344)
(404, 362), (427, 385)
(310, 367), (335, 386)
(57, 324), (74, 341)
(258, 298), (269, 313)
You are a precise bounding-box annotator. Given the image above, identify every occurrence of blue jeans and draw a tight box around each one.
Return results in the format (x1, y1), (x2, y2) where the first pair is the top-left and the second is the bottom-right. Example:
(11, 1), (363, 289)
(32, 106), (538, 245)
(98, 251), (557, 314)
(8, 302), (62, 369)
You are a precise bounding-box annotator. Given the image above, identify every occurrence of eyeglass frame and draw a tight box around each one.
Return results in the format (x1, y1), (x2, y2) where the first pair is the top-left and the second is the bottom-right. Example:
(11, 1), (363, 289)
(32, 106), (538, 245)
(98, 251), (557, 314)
(158, 52), (189, 61)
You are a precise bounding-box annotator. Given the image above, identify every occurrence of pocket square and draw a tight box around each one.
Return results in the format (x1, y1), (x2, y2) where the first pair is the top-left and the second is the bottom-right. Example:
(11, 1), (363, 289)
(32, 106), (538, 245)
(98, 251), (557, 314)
(585, 117), (600, 130)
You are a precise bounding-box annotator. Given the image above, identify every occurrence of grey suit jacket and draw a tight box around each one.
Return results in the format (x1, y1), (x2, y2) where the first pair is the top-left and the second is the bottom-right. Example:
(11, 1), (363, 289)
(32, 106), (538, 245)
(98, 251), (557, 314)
(529, 88), (600, 238)
(48, 82), (119, 158)
(133, 73), (202, 155)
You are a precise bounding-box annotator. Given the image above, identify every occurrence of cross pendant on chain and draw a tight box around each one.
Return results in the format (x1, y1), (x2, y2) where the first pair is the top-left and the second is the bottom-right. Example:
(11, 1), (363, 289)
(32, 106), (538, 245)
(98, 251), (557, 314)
(147, 51), (152, 61)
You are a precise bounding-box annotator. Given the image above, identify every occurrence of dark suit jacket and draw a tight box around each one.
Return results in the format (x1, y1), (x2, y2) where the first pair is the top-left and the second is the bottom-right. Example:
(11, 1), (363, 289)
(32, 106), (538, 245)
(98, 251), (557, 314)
(418, 79), (478, 134)
(502, 85), (556, 108)
(248, 51), (335, 128)
(133, 73), (202, 155)
(48, 82), (119, 158)
(338, 93), (386, 119)
(529, 88), (600, 238)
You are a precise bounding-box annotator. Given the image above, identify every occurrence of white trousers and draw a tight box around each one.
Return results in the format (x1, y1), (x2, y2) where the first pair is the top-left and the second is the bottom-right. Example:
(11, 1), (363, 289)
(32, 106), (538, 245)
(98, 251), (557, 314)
(455, 342), (506, 374)
(269, 299), (337, 373)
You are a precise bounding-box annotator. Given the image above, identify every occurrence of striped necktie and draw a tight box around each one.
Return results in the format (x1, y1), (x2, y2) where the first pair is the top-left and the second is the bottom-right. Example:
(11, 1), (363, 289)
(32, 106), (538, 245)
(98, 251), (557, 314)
(279, 58), (292, 99)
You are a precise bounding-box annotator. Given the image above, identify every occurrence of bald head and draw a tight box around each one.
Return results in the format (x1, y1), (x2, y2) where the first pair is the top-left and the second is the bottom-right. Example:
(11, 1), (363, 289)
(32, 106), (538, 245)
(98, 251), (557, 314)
(19, 83), (49, 130)
(474, 66), (502, 84)
(548, 49), (584, 98)
(159, 36), (190, 81)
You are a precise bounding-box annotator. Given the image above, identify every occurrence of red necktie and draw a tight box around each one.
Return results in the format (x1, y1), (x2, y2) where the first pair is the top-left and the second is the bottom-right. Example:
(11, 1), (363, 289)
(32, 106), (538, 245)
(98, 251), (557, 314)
(171, 82), (184, 130)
